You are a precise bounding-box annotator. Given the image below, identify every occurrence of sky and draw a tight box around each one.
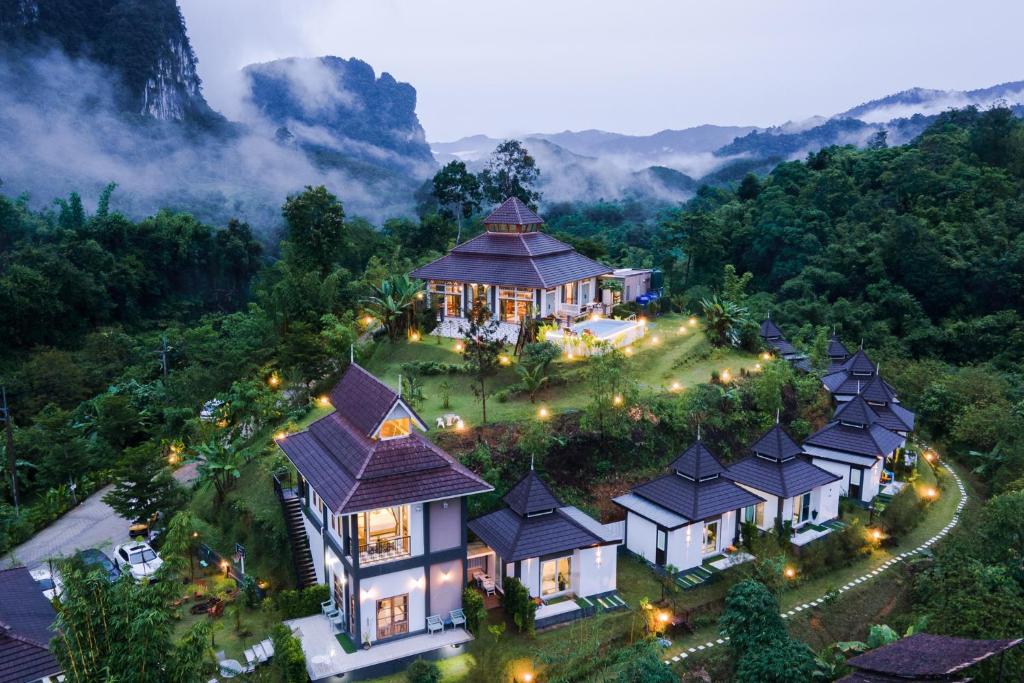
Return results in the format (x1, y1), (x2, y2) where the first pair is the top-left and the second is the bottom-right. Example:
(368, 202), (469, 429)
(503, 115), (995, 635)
(178, 0), (1024, 142)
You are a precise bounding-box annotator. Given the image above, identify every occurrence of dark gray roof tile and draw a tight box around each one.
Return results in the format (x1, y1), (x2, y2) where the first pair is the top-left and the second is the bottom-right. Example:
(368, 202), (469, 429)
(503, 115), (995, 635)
(632, 472), (764, 521)
(670, 440), (726, 480)
(0, 567), (60, 683)
(749, 424), (804, 461)
(483, 197), (543, 226)
(725, 455), (840, 498)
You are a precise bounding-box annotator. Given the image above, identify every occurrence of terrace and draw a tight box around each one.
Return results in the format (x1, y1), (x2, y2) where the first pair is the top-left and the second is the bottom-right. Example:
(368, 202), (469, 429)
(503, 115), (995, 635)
(286, 614), (473, 681)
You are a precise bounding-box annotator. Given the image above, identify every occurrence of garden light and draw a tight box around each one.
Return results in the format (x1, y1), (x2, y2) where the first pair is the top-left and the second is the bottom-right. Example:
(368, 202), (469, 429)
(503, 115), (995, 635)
(638, 316), (647, 325)
(670, 381), (682, 392)
(651, 335), (660, 345)
(923, 487), (937, 500)
(784, 566), (796, 579)
(273, 431), (286, 441)
(624, 347), (633, 356)
(415, 292), (424, 300)
(410, 331), (420, 341)
(268, 374), (280, 388)
(721, 369), (732, 382)
(688, 317), (697, 326)
(364, 316), (374, 326)
(319, 395), (330, 406)
(754, 363), (762, 371)
(870, 528), (883, 542)
(523, 674), (533, 683)
(761, 352), (771, 361)
(538, 407), (550, 420)
(455, 341), (465, 352)
(658, 611), (670, 624)
(455, 419), (466, 432)
(192, 531), (199, 539)
(677, 325), (687, 334)
(499, 355), (511, 365)
(613, 394), (623, 406)
(590, 312), (601, 321)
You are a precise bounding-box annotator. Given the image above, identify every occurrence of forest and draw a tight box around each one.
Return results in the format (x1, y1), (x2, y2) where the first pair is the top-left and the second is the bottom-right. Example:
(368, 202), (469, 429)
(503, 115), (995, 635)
(2, 106), (1023, 681)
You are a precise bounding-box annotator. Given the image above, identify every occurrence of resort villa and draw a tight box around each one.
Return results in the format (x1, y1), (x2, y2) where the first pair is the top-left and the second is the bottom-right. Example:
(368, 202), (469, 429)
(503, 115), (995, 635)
(759, 317), (811, 372)
(723, 423), (842, 543)
(411, 197), (648, 351)
(274, 364), (492, 679)
(467, 470), (623, 626)
(614, 437), (765, 572)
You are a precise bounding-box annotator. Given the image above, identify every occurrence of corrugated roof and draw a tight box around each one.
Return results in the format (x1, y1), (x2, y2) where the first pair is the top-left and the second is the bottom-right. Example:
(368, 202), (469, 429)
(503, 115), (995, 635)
(483, 197), (543, 226)
(725, 455), (841, 498)
(503, 471), (562, 516)
(0, 567), (60, 683)
(749, 424), (804, 461)
(670, 440), (727, 480)
(632, 472), (765, 521)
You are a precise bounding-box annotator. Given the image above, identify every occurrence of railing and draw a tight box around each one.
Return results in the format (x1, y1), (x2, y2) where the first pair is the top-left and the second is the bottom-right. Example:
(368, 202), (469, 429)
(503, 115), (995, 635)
(272, 469), (297, 501)
(359, 535), (411, 565)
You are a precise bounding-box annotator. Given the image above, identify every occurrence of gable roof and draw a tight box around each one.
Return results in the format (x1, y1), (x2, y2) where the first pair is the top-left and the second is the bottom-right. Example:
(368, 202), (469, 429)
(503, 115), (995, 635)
(759, 318), (784, 339)
(725, 454), (841, 498)
(277, 365), (491, 513)
(503, 470), (562, 516)
(827, 334), (849, 359)
(749, 424), (804, 461)
(670, 439), (727, 480)
(0, 567), (60, 683)
(844, 633), (1023, 680)
(834, 395), (880, 427)
(804, 420), (905, 459)
(483, 196), (543, 226)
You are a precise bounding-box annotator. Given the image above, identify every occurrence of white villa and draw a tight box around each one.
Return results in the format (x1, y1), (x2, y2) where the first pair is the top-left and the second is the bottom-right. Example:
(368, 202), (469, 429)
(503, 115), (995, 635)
(614, 438), (765, 572)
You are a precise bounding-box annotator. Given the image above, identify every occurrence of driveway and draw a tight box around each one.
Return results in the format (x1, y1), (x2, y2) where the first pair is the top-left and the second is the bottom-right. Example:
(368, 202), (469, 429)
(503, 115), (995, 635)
(2, 463), (200, 570)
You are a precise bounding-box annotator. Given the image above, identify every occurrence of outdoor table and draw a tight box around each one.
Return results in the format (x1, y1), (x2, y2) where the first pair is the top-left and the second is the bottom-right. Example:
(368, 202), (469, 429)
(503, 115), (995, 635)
(218, 659), (243, 678)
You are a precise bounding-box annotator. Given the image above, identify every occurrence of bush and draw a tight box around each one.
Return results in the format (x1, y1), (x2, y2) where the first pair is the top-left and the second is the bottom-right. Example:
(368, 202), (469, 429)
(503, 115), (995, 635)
(501, 576), (536, 635)
(462, 587), (486, 635)
(277, 584), (330, 619)
(798, 520), (869, 579)
(611, 303), (640, 318)
(880, 485), (924, 539)
(406, 658), (441, 683)
(271, 623), (307, 683)
(520, 341), (561, 372)
(399, 360), (462, 376)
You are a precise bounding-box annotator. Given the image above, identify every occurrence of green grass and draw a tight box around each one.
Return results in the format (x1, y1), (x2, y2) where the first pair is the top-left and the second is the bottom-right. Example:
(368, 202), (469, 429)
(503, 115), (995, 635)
(363, 313), (760, 427)
(171, 594), (285, 662)
(336, 632), (358, 653)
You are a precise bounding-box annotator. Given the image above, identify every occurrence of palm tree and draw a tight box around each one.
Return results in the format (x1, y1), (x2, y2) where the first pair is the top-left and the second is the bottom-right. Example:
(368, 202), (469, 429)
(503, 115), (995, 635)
(700, 295), (749, 347)
(517, 363), (549, 403)
(363, 275), (420, 341)
(194, 440), (242, 509)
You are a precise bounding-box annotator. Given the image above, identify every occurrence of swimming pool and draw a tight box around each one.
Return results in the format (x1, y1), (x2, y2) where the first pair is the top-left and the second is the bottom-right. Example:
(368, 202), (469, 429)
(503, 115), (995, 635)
(546, 317), (647, 355)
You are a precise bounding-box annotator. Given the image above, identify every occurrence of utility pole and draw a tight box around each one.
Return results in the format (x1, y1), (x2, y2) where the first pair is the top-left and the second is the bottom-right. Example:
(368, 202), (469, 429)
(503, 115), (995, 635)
(1, 387), (17, 514)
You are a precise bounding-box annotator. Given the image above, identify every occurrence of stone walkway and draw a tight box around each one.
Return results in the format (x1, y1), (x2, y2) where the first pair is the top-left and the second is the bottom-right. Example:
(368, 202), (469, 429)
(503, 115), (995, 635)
(663, 458), (967, 666)
(2, 464), (200, 570)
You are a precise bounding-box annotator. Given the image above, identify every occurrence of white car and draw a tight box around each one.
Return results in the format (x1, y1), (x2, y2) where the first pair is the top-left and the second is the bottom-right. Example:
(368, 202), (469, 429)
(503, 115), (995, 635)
(30, 565), (63, 601)
(114, 542), (164, 581)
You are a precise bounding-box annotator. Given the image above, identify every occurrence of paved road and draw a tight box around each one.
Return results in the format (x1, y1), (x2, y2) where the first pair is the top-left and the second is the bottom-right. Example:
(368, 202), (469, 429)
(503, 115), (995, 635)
(2, 463), (199, 570)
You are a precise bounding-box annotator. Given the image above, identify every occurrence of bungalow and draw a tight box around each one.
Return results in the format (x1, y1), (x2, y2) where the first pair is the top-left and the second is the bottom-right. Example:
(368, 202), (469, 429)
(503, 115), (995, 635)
(0, 566), (61, 683)
(822, 348), (896, 402)
(467, 470), (620, 603)
(803, 394), (906, 504)
(826, 333), (850, 372)
(724, 423), (842, 531)
(759, 317), (811, 372)
(275, 364), (493, 649)
(410, 197), (613, 332)
(614, 437), (765, 571)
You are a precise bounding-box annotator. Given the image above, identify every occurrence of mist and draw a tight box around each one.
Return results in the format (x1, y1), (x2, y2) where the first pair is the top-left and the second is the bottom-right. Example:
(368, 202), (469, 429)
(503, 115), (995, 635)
(0, 50), (417, 232)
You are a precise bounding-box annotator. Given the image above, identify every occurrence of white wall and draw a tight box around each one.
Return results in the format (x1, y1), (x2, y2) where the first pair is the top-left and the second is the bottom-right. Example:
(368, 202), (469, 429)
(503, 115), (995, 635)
(520, 557), (541, 598)
(719, 511), (737, 548)
(625, 512), (657, 562)
(814, 482), (841, 522)
(667, 523), (702, 571)
(737, 483), (780, 530)
(574, 545), (618, 598)
(865, 461), (882, 501)
(812, 458), (851, 496)
(358, 566), (426, 644)
(303, 513), (325, 585)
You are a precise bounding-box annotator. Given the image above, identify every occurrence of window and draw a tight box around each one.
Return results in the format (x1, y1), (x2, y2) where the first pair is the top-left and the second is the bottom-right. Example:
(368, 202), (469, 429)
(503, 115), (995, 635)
(309, 488), (322, 514)
(580, 280), (591, 303)
(743, 503), (765, 527)
(498, 287), (533, 323)
(541, 556), (571, 596)
(563, 282), (577, 305)
(793, 492), (812, 525)
(376, 594), (409, 639)
(357, 506), (411, 562)
(332, 573), (345, 622)
(378, 418), (411, 440)
(850, 468), (863, 499)
(431, 281), (462, 318)
(703, 520), (719, 554)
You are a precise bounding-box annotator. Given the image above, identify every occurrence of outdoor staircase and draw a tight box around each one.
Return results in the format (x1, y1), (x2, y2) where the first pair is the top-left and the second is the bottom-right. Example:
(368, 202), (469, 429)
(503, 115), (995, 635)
(281, 496), (318, 589)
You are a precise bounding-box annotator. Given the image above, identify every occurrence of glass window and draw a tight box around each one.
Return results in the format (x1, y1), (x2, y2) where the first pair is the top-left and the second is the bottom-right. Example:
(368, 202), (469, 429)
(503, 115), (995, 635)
(376, 594), (409, 639)
(357, 506), (410, 553)
(563, 282), (577, 305)
(541, 556), (571, 596)
(498, 287), (533, 322)
(743, 503), (765, 527)
(378, 418), (411, 439)
(792, 493), (811, 524)
(703, 520), (719, 554)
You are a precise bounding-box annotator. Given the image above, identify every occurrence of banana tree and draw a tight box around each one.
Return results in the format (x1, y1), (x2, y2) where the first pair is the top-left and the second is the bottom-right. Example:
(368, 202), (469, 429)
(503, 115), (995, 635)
(363, 275), (421, 341)
(700, 295), (749, 347)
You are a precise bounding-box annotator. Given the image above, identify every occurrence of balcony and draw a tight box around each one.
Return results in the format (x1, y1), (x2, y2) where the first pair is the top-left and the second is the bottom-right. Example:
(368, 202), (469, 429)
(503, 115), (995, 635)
(359, 535), (411, 566)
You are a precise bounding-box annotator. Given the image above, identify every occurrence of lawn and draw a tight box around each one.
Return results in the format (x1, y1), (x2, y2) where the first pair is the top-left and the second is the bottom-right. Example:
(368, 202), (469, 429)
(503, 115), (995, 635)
(363, 313), (760, 428)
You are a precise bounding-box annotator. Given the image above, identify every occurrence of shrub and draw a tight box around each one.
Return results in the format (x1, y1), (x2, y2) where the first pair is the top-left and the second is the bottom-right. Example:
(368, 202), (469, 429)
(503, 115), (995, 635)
(271, 623), (307, 683)
(462, 587), (486, 635)
(798, 520), (869, 579)
(880, 485), (924, 539)
(406, 658), (441, 683)
(399, 360), (462, 376)
(521, 341), (561, 372)
(277, 584), (330, 619)
(501, 576), (536, 635)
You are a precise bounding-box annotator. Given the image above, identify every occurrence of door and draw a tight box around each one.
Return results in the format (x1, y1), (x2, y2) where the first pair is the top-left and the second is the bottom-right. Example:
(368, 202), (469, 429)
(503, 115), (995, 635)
(703, 520), (719, 555)
(793, 492), (811, 525)
(376, 594), (409, 640)
(850, 468), (863, 500)
(655, 527), (667, 565)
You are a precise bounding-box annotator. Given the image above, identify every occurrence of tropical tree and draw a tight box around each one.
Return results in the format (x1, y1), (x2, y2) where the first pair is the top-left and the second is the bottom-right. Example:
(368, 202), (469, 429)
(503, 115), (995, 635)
(363, 275), (421, 341)
(478, 140), (542, 208)
(281, 185), (347, 278)
(431, 160), (482, 243)
(161, 510), (210, 584)
(194, 440), (242, 509)
(102, 443), (185, 526)
(460, 307), (505, 424)
(516, 362), (549, 403)
(701, 294), (749, 347)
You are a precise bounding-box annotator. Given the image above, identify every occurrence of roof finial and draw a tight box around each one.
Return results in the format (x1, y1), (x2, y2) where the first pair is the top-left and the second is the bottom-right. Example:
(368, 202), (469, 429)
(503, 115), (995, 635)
(857, 380), (862, 394)
(530, 452), (535, 471)
(697, 422), (702, 441)
(776, 409), (780, 424)
(350, 344), (354, 364)
(860, 338), (864, 349)
(398, 374), (402, 397)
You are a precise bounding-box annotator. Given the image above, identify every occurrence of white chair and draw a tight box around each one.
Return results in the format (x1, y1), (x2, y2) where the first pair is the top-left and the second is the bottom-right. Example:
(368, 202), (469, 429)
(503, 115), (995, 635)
(260, 638), (275, 659)
(426, 614), (444, 634)
(450, 609), (466, 629)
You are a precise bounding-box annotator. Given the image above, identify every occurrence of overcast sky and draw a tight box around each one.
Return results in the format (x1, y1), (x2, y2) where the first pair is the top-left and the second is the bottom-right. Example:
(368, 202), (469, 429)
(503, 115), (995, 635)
(179, 0), (1024, 142)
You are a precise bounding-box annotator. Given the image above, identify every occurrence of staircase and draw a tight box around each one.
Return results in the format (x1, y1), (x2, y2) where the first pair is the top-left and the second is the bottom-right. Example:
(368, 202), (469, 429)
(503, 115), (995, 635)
(281, 495), (318, 588)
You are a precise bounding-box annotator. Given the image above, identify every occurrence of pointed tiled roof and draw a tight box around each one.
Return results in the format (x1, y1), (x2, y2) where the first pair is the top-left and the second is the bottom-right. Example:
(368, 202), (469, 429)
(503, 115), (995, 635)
(860, 374), (897, 405)
(842, 348), (877, 375)
(749, 423), (804, 461)
(760, 318), (784, 339)
(804, 420), (905, 459)
(503, 470), (562, 516)
(725, 455), (840, 498)
(328, 363), (400, 436)
(483, 197), (543, 226)
(874, 402), (916, 433)
(670, 439), (727, 480)
(630, 472), (764, 522)
(834, 395), (880, 427)
(827, 334), (849, 359)
(0, 567), (60, 683)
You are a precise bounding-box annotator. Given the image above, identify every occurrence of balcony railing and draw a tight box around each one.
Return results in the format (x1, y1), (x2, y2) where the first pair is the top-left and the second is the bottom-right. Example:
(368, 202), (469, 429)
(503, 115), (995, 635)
(359, 535), (411, 566)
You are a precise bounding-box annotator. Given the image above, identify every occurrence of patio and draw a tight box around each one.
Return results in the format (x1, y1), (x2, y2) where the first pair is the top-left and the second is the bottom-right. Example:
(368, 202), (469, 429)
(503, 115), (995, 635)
(791, 519), (846, 547)
(285, 615), (473, 681)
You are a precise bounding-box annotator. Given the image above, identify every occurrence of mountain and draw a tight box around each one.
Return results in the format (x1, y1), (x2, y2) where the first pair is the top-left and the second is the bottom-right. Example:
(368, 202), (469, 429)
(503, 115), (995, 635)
(838, 80), (1024, 123)
(538, 125), (756, 159)
(241, 56), (434, 176)
(0, 0), (221, 124)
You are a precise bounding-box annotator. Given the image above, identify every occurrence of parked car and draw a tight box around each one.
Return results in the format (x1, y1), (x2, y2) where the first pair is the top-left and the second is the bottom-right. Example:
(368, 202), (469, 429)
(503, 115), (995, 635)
(29, 565), (63, 601)
(114, 541), (163, 581)
(75, 548), (121, 582)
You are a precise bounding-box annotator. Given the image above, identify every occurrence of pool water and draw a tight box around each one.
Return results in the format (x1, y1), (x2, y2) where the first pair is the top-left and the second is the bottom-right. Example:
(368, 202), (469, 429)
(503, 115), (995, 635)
(571, 319), (638, 338)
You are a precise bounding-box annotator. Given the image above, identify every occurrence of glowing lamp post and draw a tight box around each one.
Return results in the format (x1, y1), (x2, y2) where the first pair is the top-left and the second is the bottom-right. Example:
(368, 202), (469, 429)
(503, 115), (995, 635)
(688, 317), (698, 327)
(538, 407), (550, 420)
(784, 566), (796, 580)
(318, 395), (330, 407)
(761, 351), (771, 361)
(922, 487), (938, 501)
(613, 394), (623, 406)
(670, 381), (682, 393)
(720, 369), (732, 383)
(268, 374), (280, 388)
